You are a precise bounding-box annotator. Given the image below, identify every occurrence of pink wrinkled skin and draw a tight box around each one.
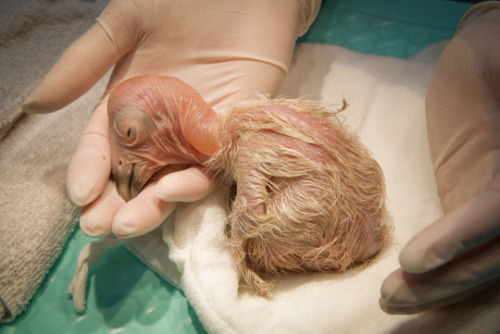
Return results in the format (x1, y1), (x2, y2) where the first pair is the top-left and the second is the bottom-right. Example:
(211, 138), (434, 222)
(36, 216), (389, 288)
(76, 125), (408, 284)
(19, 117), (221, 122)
(108, 75), (390, 295)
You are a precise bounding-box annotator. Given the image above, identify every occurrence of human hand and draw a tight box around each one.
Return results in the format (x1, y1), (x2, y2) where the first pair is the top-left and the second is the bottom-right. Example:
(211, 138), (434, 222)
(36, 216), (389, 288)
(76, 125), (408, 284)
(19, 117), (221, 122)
(380, 3), (500, 314)
(22, 0), (314, 238)
(380, 182), (500, 314)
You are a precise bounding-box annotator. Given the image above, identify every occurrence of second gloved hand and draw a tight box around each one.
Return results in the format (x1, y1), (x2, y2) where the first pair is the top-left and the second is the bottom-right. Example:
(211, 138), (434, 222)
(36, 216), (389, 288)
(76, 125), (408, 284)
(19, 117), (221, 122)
(380, 2), (500, 314)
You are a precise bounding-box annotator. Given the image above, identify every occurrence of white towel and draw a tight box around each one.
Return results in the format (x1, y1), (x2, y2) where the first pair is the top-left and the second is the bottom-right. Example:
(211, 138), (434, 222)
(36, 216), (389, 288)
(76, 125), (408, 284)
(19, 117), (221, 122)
(124, 42), (500, 333)
(2, 0), (498, 329)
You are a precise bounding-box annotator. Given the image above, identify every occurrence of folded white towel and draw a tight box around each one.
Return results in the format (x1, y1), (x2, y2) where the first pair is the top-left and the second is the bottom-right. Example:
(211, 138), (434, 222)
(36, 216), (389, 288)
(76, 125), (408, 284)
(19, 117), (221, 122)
(123, 42), (500, 333)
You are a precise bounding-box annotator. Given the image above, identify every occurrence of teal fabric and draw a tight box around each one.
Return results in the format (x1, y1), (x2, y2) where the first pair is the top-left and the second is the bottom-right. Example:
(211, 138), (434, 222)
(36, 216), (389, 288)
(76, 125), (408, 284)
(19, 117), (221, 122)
(299, 0), (471, 57)
(0, 1), (472, 333)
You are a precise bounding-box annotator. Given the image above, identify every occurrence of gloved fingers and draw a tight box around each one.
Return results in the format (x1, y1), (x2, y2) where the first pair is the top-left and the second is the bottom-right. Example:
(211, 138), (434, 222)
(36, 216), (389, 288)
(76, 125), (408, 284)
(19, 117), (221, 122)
(380, 274), (499, 315)
(22, 0), (139, 114)
(111, 178), (178, 238)
(380, 236), (500, 314)
(399, 184), (500, 274)
(67, 234), (128, 312)
(79, 179), (125, 237)
(155, 165), (217, 202)
(66, 104), (111, 206)
(70, 261), (89, 313)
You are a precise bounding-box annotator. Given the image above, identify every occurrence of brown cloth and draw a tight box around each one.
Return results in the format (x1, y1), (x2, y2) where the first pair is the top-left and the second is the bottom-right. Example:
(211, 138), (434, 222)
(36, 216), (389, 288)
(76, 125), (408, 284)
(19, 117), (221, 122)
(0, 0), (107, 322)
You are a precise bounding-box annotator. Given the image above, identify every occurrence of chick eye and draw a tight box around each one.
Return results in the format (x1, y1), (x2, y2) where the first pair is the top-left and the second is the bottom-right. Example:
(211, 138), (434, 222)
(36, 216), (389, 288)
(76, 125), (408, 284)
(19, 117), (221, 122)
(115, 119), (141, 146)
(126, 125), (137, 142)
(112, 107), (149, 146)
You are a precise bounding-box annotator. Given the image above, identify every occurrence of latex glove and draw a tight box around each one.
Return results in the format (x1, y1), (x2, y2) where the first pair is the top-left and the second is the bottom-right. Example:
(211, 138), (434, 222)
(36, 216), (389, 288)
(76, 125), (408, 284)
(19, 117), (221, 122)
(380, 2), (500, 314)
(22, 0), (320, 238)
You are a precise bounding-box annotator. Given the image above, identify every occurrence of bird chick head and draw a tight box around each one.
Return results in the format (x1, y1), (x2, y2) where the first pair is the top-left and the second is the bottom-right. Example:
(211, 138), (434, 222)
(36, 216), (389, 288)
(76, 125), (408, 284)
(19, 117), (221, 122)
(107, 75), (219, 201)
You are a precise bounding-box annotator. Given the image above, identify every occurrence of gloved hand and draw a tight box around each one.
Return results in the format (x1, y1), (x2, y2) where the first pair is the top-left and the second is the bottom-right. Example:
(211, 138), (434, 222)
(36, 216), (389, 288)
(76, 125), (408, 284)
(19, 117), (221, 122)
(380, 2), (500, 314)
(22, 0), (320, 238)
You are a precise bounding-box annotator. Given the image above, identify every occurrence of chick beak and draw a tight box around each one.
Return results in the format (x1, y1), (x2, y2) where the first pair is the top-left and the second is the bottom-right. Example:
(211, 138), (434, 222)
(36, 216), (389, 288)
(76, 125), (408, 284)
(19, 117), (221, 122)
(112, 161), (144, 201)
